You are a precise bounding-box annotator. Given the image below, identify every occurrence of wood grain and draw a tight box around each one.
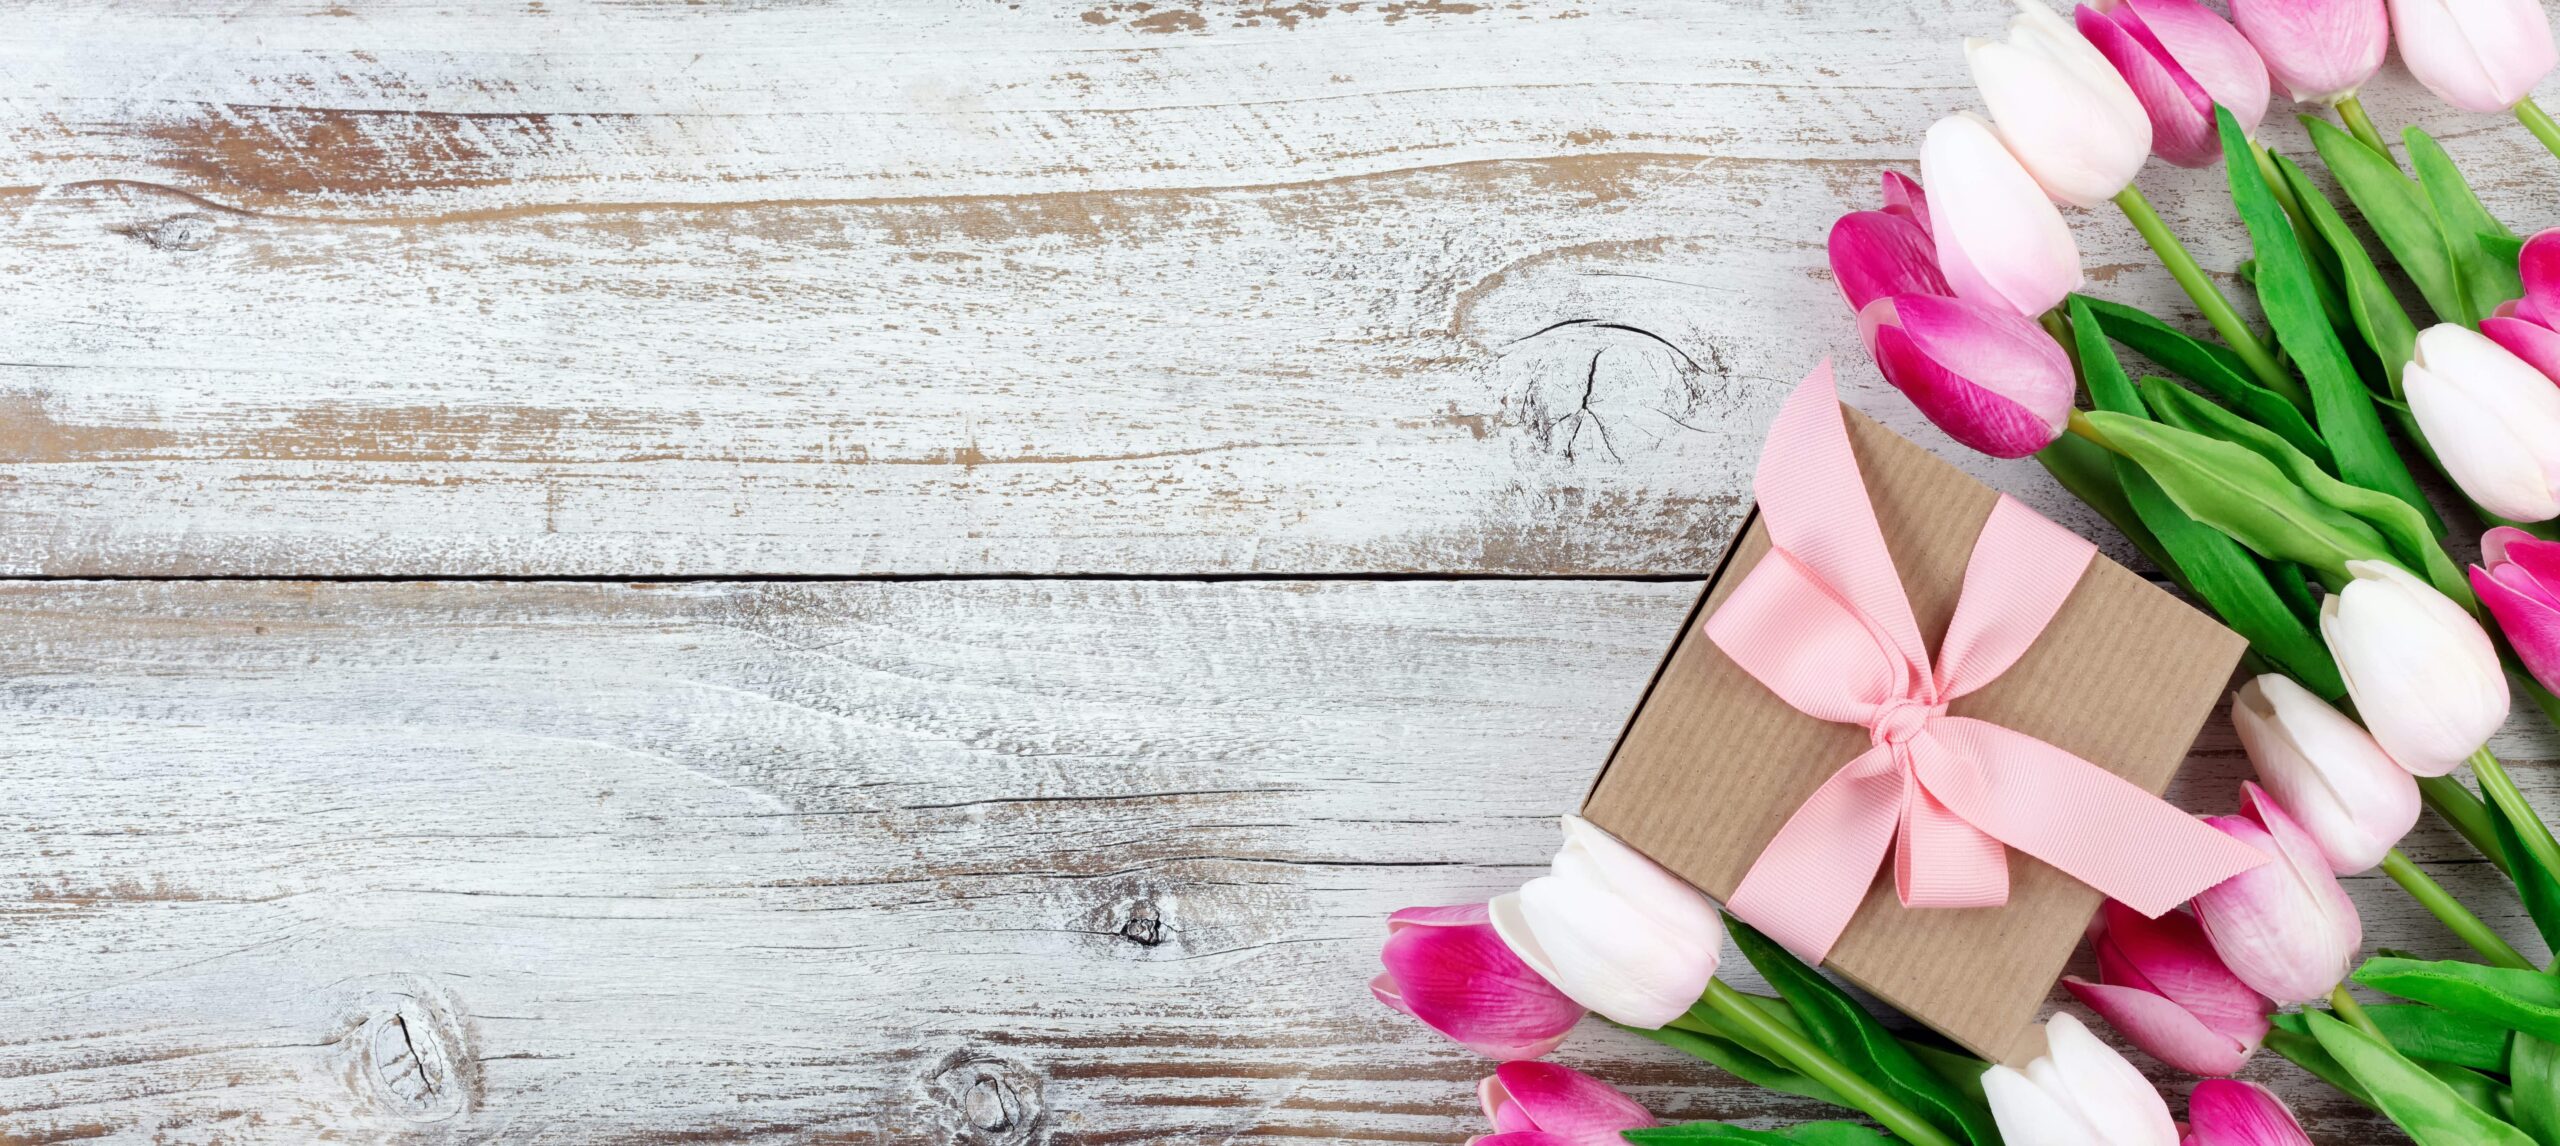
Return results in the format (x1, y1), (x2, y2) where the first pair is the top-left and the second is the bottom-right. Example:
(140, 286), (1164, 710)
(2, 579), (2552, 1144)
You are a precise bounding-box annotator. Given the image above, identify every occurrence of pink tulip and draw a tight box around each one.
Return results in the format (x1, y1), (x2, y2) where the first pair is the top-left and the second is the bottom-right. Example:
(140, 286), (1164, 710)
(2473, 526), (2560, 697)
(2063, 901), (2274, 1076)
(2229, 0), (2388, 105)
(2389, 0), (2556, 114)
(2190, 783), (2362, 1005)
(1372, 903), (1583, 1060)
(2184, 1079), (2314, 1145)
(2231, 674), (2420, 874)
(1829, 183), (1950, 313)
(2077, 0), (2274, 167)
(1919, 112), (2084, 317)
(1473, 1061), (1658, 1146)
(1859, 295), (2076, 458)
(2484, 229), (2560, 382)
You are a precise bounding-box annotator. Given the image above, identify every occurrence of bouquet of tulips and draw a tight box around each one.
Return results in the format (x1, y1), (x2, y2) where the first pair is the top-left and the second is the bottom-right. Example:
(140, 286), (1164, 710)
(1370, 0), (2560, 1142)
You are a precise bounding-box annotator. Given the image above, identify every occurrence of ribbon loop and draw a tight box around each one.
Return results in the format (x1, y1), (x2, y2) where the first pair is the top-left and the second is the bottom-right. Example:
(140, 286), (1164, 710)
(1710, 363), (2267, 963)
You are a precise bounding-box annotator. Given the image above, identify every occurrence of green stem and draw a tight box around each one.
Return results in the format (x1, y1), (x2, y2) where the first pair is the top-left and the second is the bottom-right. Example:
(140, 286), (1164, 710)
(2251, 142), (2306, 226)
(2472, 747), (2560, 881)
(2336, 96), (2396, 167)
(2329, 984), (2388, 1039)
(2419, 774), (2514, 877)
(1700, 979), (1960, 1146)
(2519, 97), (2560, 166)
(2110, 185), (2306, 410)
(2066, 409), (2119, 454)
(2382, 849), (2536, 970)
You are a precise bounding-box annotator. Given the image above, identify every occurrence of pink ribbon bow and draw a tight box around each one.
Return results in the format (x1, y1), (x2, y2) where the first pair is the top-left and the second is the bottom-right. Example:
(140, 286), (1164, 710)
(1708, 364), (2265, 963)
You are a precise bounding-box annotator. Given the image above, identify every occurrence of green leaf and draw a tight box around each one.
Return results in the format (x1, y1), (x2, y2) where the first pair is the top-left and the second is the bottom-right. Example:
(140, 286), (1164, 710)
(2357, 957), (2560, 1043)
(1899, 1040), (1990, 1110)
(2275, 152), (2421, 396)
(2306, 1010), (2538, 1145)
(2510, 1033), (2560, 1146)
(2139, 378), (2473, 611)
(2082, 411), (2396, 578)
(2072, 293), (2330, 464)
(2267, 1023), (2377, 1110)
(2306, 115), (2467, 325)
(2037, 434), (2179, 581)
(2275, 1005), (2513, 1072)
(1626, 1122), (1895, 1145)
(2489, 793), (2560, 957)
(2422, 1060), (2517, 1121)
(2407, 127), (2522, 324)
(2487, 232), (2528, 269)
(1627, 1022), (1853, 1108)
(2220, 108), (2442, 538)
(1729, 919), (1998, 1146)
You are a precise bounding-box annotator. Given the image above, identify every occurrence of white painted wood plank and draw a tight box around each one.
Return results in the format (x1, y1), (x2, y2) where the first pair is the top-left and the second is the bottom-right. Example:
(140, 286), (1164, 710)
(32, 1), (2544, 574)
(3, 580), (2549, 1142)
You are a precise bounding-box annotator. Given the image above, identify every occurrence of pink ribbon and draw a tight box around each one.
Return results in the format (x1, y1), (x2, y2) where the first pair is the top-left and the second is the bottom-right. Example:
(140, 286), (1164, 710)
(1708, 364), (2266, 963)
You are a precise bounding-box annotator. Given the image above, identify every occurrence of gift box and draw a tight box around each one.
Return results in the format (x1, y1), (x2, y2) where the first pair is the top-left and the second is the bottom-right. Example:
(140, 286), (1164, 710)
(1581, 367), (2252, 1064)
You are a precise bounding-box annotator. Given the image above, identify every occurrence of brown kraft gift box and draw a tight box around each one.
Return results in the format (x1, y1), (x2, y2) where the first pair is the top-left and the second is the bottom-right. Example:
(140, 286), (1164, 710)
(1581, 403), (2248, 1065)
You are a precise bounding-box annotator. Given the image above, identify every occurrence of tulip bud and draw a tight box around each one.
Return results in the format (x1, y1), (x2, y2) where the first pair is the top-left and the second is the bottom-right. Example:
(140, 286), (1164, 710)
(1489, 816), (1723, 1029)
(2185, 1079), (2315, 1146)
(1982, 1012), (2180, 1146)
(1857, 294), (2076, 460)
(2063, 901), (2273, 1076)
(2191, 783), (2361, 1005)
(2473, 526), (2560, 698)
(2229, 0), (2389, 105)
(1372, 903), (1584, 1060)
(1830, 183), (1951, 312)
(2405, 323), (2560, 522)
(1475, 1061), (1658, 1146)
(1919, 112), (2084, 316)
(2076, 0), (2273, 167)
(2389, 0), (2557, 114)
(2232, 674), (2421, 872)
(2322, 559), (2513, 775)
(1966, 0), (2155, 207)
(2484, 230), (2560, 381)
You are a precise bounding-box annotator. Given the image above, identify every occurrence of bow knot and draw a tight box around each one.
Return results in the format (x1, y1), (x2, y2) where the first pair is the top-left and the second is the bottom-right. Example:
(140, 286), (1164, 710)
(1702, 363), (2268, 964)
(1869, 698), (1943, 748)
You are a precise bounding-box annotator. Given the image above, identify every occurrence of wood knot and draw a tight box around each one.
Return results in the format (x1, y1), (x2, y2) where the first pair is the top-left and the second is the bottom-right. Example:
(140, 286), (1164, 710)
(1116, 898), (1167, 946)
(333, 977), (477, 1124)
(127, 213), (218, 252)
(926, 1050), (1043, 1145)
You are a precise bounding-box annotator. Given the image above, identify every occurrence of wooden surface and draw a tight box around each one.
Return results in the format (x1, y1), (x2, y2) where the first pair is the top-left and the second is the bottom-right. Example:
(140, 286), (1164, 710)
(2, 2), (2556, 1143)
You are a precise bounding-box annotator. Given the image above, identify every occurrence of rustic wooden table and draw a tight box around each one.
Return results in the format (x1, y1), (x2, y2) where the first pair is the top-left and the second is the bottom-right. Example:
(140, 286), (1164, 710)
(3, 3), (2553, 1142)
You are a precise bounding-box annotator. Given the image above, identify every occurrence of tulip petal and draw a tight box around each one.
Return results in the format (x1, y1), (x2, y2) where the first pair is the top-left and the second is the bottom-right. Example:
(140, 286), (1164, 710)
(2097, 901), (2272, 1047)
(2042, 1012), (2182, 1146)
(2491, 529), (2560, 586)
(2230, 0), (2386, 104)
(2124, 0), (2271, 135)
(2477, 562), (2560, 695)
(2185, 1079), (2313, 1145)
(2482, 315), (2560, 387)
(1552, 816), (1725, 955)
(1493, 1061), (1658, 1146)
(1390, 903), (1494, 930)
(2078, 4), (2220, 167)
(2232, 674), (2418, 873)
(1861, 294), (2071, 458)
(1380, 918), (1583, 1060)
(2324, 561), (2514, 774)
(2194, 788), (2360, 1004)
(1470, 1134), (1577, 1146)
(2522, 230), (2560, 323)
(1882, 170), (1930, 238)
(1969, 0), (2153, 207)
(1830, 210), (1950, 312)
(2063, 977), (2257, 1075)
(1984, 1064), (2106, 1146)
(1920, 112), (2082, 316)
(1510, 874), (1712, 1029)
(2406, 360), (2560, 521)
(2391, 0), (2512, 112)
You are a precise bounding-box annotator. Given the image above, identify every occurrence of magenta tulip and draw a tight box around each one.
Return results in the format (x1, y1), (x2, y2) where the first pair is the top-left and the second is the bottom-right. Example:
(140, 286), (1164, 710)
(1372, 903), (1583, 1060)
(1830, 184), (1950, 314)
(2184, 1079), (2314, 1145)
(1858, 295), (2076, 458)
(2484, 229), (2560, 382)
(2473, 526), (2560, 697)
(2389, 0), (2556, 113)
(2077, 0), (2274, 167)
(2228, 0), (2388, 105)
(1473, 1061), (1658, 1146)
(2190, 783), (2362, 1005)
(2064, 901), (2273, 1076)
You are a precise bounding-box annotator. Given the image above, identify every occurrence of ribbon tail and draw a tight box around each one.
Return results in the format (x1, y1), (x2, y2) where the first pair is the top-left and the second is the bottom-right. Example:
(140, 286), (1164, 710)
(1726, 745), (1907, 963)
(1918, 718), (2268, 917)
(1893, 735), (2008, 910)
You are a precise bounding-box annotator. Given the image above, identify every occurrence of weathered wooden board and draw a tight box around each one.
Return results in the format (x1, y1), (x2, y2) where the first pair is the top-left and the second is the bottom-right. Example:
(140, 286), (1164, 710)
(3, 580), (2552, 1143)
(17, 0), (2537, 576)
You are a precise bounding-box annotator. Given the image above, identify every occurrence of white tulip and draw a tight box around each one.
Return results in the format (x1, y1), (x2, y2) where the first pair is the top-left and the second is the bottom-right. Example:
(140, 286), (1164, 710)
(2405, 323), (2560, 522)
(1983, 1013), (2179, 1146)
(2233, 674), (2421, 873)
(1966, 0), (2156, 208)
(2321, 561), (2511, 776)
(1489, 815), (1724, 1029)
(1920, 113), (2085, 317)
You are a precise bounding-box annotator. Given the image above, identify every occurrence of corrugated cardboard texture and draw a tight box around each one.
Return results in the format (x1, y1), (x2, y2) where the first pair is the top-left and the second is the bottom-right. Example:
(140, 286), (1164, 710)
(1582, 405), (2247, 1065)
